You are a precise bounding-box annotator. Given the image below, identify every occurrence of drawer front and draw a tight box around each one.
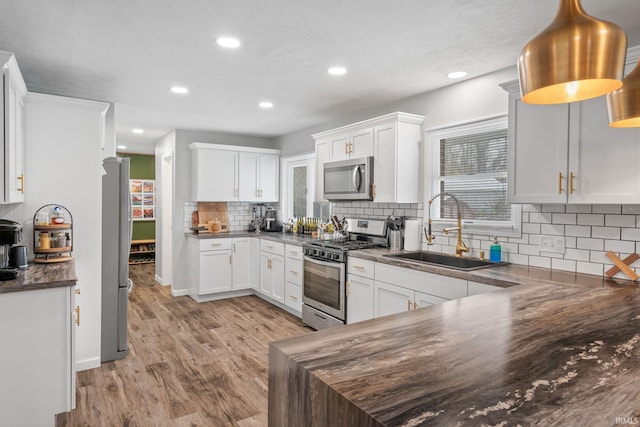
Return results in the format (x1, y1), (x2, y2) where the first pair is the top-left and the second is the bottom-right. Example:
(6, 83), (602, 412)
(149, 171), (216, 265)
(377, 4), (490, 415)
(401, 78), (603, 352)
(347, 258), (375, 279)
(285, 282), (302, 312)
(286, 258), (303, 285)
(260, 239), (285, 256)
(199, 238), (232, 251)
(285, 244), (304, 261)
(375, 262), (467, 300)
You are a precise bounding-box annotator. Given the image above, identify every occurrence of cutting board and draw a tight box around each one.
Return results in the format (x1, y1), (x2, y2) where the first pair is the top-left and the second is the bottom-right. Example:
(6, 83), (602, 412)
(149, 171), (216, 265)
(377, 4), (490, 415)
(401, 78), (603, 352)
(196, 202), (229, 232)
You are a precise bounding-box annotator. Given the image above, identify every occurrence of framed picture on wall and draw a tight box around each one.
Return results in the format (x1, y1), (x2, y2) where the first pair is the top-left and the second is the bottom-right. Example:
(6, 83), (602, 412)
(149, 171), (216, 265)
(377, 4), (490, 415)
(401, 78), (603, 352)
(131, 179), (155, 220)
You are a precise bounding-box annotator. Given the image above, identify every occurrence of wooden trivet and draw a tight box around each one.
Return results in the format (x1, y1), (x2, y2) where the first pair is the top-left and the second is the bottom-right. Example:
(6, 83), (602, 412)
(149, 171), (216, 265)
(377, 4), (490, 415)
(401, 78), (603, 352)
(605, 251), (639, 281)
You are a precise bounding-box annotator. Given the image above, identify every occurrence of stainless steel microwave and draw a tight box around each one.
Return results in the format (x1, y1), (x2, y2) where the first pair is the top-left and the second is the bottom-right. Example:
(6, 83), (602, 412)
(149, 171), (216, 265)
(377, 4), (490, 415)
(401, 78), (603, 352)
(323, 157), (373, 201)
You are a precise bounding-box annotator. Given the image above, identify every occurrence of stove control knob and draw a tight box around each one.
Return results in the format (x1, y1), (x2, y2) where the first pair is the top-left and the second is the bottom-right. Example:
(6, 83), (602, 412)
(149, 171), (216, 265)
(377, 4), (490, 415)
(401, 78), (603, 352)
(333, 253), (341, 261)
(318, 251), (325, 258)
(312, 249), (318, 256)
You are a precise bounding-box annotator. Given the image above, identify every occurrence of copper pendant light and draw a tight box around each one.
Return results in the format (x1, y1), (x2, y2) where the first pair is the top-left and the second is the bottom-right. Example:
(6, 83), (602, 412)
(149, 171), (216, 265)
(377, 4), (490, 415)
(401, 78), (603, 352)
(607, 58), (640, 127)
(518, 0), (627, 104)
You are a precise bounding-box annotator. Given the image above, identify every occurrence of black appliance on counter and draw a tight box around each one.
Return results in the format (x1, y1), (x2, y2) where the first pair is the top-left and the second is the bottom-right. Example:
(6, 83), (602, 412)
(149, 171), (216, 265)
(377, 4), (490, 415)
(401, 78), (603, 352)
(0, 219), (23, 280)
(302, 218), (387, 330)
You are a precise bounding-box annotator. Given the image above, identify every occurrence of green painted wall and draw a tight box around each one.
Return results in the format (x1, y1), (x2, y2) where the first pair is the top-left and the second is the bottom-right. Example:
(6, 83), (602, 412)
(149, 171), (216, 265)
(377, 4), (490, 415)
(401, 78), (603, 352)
(118, 153), (156, 240)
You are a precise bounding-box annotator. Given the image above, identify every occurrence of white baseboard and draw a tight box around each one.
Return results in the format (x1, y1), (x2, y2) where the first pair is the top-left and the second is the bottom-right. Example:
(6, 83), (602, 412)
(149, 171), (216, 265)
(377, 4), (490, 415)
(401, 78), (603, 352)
(189, 289), (253, 303)
(75, 356), (101, 372)
(171, 288), (189, 297)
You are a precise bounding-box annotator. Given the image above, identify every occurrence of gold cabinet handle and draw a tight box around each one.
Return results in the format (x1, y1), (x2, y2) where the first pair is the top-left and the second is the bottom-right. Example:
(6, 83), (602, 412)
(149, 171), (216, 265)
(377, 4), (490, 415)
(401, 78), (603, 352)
(348, 142), (353, 154)
(233, 243), (236, 252)
(413, 301), (418, 310)
(17, 174), (24, 193)
(570, 172), (575, 194)
(75, 306), (80, 326)
(353, 265), (365, 270)
(345, 142), (349, 155)
(407, 300), (411, 311)
(558, 172), (564, 194)
(74, 288), (80, 295)
(229, 255), (232, 264)
(371, 183), (376, 197)
(346, 281), (350, 296)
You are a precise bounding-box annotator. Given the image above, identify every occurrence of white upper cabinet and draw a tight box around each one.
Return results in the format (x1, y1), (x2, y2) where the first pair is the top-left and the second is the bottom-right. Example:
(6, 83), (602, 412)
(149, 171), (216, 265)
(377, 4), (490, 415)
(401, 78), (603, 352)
(502, 79), (640, 204)
(313, 112), (424, 203)
(1, 51), (27, 204)
(190, 143), (279, 202)
(328, 128), (374, 162)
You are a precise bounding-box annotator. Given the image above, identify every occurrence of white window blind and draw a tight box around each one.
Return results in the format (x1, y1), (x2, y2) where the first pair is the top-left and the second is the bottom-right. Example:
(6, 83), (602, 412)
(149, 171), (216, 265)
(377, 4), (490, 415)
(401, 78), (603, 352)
(428, 116), (519, 234)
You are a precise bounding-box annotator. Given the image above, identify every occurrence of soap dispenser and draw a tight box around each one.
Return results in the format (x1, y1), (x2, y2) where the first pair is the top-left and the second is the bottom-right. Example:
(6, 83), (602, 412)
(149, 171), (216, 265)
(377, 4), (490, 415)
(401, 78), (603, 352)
(490, 237), (501, 262)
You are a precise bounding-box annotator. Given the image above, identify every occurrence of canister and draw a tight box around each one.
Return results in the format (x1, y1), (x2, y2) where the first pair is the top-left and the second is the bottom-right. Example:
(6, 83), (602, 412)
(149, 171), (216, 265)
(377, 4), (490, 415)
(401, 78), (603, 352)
(39, 231), (50, 249)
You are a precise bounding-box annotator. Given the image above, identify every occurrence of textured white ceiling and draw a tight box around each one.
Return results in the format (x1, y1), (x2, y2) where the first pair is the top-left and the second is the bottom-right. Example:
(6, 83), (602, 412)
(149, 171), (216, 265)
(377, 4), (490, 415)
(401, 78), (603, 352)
(1, 0), (639, 146)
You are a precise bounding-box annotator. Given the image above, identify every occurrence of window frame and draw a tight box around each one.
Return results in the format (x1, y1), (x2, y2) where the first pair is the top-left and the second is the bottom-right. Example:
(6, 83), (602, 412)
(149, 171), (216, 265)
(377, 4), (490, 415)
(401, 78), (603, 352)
(424, 115), (521, 238)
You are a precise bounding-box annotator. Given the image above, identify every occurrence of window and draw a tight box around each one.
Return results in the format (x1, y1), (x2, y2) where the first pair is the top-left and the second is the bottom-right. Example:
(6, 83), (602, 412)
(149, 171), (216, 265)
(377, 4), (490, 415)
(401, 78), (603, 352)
(426, 116), (520, 236)
(281, 154), (315, 221)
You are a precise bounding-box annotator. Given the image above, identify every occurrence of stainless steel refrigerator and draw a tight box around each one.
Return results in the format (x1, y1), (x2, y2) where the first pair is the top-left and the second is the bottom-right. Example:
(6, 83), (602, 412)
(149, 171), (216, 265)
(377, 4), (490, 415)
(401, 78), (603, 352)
(101, 157), (132, 362)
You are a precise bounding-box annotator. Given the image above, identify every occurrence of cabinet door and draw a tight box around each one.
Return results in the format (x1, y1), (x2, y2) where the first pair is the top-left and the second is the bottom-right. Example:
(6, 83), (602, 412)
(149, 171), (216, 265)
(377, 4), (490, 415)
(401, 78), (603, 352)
(199, 250), (232, 294)
(260, 253), (273, 296)
(350, 127), (374, 159)
(258, 153), (279, 202)
(271, 254), (285, 303)
(193, 149), (238, 201)
(315, 139), (330, 202)
(4, 69), (25, 203)
(238, 152), (259, 201)
(329, 132), (351, 161)
(374, 281), (413, 318)
(346, 274), (374, 324)
(568, 97), (640, 203)
(250, 238), (260, 290)
(507, 92), (569, 204)
(373, 122), (396, 203)
(232, 238), (251, 290)
(414, 291), (447, 309)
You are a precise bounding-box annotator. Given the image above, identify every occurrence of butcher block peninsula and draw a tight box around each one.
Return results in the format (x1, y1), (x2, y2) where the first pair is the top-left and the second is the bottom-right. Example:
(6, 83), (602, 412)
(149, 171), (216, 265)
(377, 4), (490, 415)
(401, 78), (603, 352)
(269, 279), (640, 426)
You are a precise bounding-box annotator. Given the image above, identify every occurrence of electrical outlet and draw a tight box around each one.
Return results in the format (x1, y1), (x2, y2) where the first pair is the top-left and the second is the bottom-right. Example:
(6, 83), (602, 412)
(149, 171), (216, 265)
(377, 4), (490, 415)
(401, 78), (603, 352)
(539, 235), (565, 254)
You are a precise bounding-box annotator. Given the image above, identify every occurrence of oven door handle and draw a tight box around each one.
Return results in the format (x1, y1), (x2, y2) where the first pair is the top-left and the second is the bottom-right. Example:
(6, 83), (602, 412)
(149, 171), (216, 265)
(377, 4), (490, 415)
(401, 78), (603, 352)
(304, 255), (343, 269)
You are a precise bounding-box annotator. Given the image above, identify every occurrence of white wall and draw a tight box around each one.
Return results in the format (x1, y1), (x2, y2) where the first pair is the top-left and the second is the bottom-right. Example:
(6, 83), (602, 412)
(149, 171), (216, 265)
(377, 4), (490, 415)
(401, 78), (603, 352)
(25, 93), (108, 371)
(154, 131), (175, 286)
(171, 130), (276, 295)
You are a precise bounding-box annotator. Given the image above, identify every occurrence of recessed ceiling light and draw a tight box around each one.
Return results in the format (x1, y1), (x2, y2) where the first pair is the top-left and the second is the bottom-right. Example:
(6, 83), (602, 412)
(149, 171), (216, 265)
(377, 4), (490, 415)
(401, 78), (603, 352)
(327, 66), (347, 76)
(216, 37), (241, 48)
(447, 71), (467, 79)
(132, 128), (144, 134)
(171, 86), (189, 94)
(117, 145), (127, 150)
(259, 101), (274, 109)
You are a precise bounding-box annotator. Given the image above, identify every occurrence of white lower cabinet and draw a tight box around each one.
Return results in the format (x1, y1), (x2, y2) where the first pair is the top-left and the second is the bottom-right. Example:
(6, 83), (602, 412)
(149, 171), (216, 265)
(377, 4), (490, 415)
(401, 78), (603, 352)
(374, 281), (415, 317)
(199, 243), (233, 294)
(0, 286), (75, 426)
(346, 274), (375, 323)
(260, 240), (285, 303)
(250, 238), (260, 290)
(415, 291), (448, 308)
(284, 244), (303, 312)
(232, 238), (251, 290)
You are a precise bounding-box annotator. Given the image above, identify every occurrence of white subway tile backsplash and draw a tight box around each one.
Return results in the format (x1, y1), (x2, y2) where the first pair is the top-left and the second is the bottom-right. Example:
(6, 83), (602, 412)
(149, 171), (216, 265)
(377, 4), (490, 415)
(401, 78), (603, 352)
(605, 239), (636, 254)
(541, 205), (566, 213)
(522, 223), (541, 234)
(551, 213), (576, 225)
(529, 212), (552, 224)
(564, 225), (591, 237)
(522, 204), (541, 212)
(590, 251), (609, 264)
(565, 205), (592, 214)
(592, 205), (621, 214)
(540, 224), (565, 236)
(576, 238), (604, 251)
(518, 244), (540, 256)
(605, 214), (637, 228)
(576, 262), (603, 276)
(592, 227), (620, 240)
(621, 228), (640, 241)
(565, 236), (577, 249)
(622, 205), (640, 215)
(508, 253), (529, 265)
(529, 256), (551, 268)
(552, 258), (576, 272)
(564, 248), (590, 262)
(577, 214), (604, 226)
(522, 212), (530, 223)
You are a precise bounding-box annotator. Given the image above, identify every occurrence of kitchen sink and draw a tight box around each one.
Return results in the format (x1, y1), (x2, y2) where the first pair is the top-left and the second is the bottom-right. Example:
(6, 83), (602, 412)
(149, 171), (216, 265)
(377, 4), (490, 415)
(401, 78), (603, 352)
(384, 251), (505, 271)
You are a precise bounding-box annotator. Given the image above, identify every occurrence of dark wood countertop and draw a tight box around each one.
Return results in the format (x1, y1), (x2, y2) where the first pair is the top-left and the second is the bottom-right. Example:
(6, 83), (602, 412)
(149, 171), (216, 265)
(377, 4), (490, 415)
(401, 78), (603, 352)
(269, 282), (640, 426)
(0, 261), (77, 294)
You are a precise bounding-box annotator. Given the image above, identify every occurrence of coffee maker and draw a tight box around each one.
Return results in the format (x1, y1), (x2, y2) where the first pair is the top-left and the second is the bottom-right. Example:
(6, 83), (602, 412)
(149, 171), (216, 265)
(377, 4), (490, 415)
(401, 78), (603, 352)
(0, 219), (23, 280)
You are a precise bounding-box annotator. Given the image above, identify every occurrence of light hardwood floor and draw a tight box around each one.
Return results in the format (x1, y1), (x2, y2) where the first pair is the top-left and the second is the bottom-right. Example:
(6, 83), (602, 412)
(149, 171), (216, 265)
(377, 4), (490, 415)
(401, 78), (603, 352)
(57, 264), (311, 426)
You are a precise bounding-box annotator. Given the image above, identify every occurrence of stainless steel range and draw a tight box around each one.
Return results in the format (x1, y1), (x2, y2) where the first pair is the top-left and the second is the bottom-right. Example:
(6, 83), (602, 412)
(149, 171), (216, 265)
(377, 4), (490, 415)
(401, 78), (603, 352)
(302, 218), (388, 330)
